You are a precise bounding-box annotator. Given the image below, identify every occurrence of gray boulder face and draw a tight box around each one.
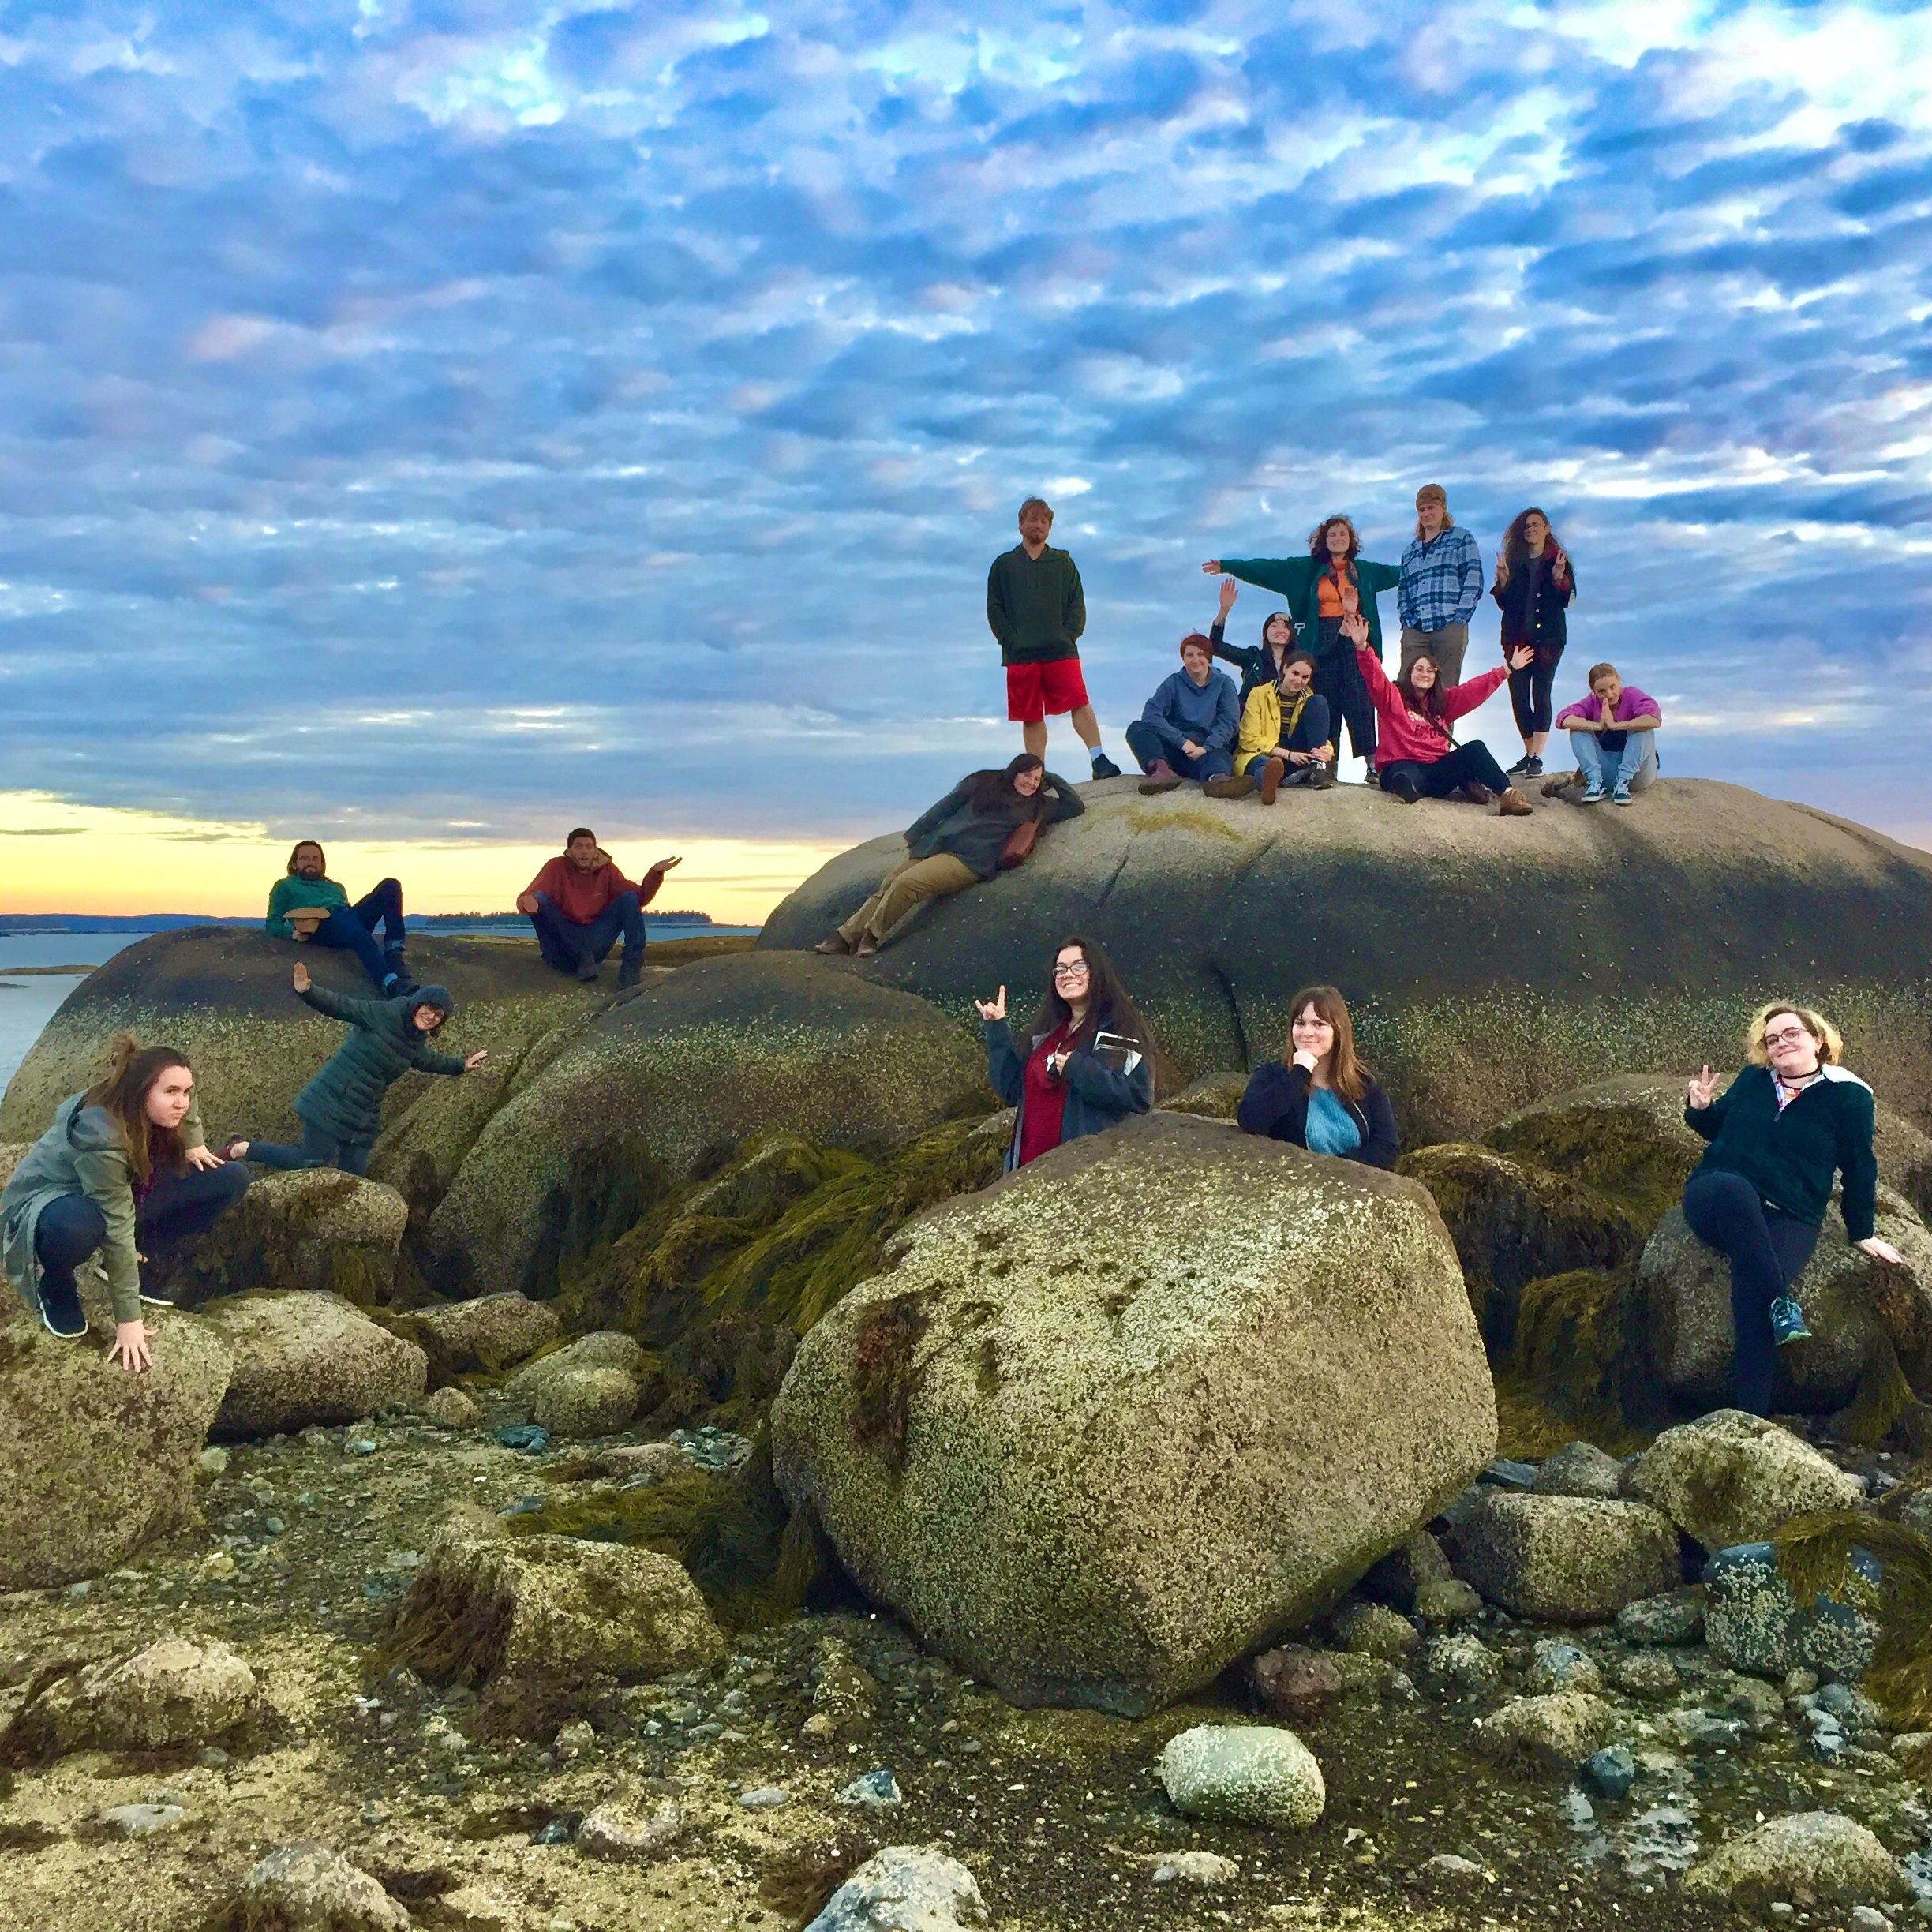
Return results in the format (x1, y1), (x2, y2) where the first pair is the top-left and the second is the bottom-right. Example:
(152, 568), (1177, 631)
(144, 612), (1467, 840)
(227, 1843), (413, 1932)
(530, 1364), (639, 1439)
(5, 1637), (261, 1761)
(773, 1113), (1494, 1716)
(177, 1168), (409, 1308)
(1476, 1690), (1615, 1773)
(425, 951), (993, 1299)
(386, 1292), (560, 1383)
(1159, 1724), (1327, 1829)
(757, 778), (1932, 1142)
(1703, 1543), (1878, 1680)
(805, 1845), (990, 1932)
(1683, 1812), (1907, 1908)
(0, 925), (597, 1148)
(0, 1309), (231, 1592)
(1451, 1492), (1681, 1622)
(504, 1331), (651, 1411)
(1616, 1586), (1707, 1646)
(1532, 1440), (1626, 1501)
(1643, 1188), (1932, 1412)
(199, 1291), (428, 1438)
(1628, 1410), (1866, 1551)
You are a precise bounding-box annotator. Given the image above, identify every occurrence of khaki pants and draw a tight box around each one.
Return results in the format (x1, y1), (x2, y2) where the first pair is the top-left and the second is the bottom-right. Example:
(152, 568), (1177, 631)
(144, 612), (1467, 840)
(838, 852), (980, 945)
(1399, 622), (1468, 687)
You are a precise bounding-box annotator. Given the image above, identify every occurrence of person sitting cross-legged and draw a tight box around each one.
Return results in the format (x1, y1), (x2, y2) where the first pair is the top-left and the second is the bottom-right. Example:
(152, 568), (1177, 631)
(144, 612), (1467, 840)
(264, 840), (414, 996)
(1552, 662), (1661, 806)
(1127, 633), (1239, 794)
(1207, 650), (1336, 803)
(515, 829), (680, 990)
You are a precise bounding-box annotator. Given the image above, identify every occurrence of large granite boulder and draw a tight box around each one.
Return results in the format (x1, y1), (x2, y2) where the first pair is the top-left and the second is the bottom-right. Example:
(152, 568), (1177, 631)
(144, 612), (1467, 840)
(772, 1113), (1494, 1716)
(198, 1290), (428, 1437)
(1627, 1410), (1866, 1551)
(0, 926), (601, 1149)
(174, 1168), (409, 1308)
(426, 952), (992, 1299)
(1449, 1492), (1680, 1621)
(1483, 1076), (1707, 1230)
(1643, 1186), (1932, 1411)
(0, 1308), (232, 1590)
(758, 779), (1932, 1141)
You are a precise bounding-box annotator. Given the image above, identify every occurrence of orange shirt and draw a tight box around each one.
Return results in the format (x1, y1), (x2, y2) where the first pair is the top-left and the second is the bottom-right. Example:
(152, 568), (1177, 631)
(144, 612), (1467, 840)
(1316, 566), (1359, 619)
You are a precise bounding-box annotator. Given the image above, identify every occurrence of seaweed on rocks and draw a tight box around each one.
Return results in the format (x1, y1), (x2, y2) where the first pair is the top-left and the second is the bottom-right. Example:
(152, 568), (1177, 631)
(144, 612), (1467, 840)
(1500, 1265), (1673, 1454)
(1773, 1510), (1932, 1728)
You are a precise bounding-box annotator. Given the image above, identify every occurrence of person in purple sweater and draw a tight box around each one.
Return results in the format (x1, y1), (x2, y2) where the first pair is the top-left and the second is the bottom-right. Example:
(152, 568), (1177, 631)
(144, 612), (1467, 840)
(1553, 663), (1661, 805)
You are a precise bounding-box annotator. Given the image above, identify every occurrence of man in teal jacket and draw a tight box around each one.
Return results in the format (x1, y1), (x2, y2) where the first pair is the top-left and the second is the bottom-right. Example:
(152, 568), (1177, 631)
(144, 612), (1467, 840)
(264, 838), (414, 995)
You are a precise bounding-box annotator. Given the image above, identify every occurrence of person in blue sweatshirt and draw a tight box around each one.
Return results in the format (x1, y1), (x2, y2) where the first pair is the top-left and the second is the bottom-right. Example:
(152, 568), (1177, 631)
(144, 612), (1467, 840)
(1125, 632), (1240, 795)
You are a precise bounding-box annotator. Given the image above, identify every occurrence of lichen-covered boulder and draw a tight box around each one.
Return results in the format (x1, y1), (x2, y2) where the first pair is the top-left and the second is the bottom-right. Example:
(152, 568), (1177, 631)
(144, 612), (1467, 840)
(388, 1530), (724, 1698)
(226, 1844), (413, 1932)
(0, 926), (600, 1148)
(199, 1291), (427, 1437)
(1159, 1724), (1327, 1829)
(504, 1331), (653, 1411)
(176, 1169), (409, 1308)
(1159, 1072), (1248, 1121)
(805, 1846), (990, 1932)
(531, 1365), (638, 1439)
(1476, 1690), (1615, 1773)
(0, 1309), (231, 1590)
(1531, 1440), (1625, 1500)
(386, 1292), (560, 1384)
(1642, 1189), (1932, 1411)
(1703, 1542), (1878, 1679)
(1396, 1142), (1646, 1346)
(1628, 1410), (1866, 1551)
(426, 952), (992, 1298)
(773, 1112), (1494, 1715)
(1683, 1812), (1906, 1908)
(1451, 1492), (1680, 1621)
(1484, 1076), (1707, 1230)
(3, 1637), (261, 1761)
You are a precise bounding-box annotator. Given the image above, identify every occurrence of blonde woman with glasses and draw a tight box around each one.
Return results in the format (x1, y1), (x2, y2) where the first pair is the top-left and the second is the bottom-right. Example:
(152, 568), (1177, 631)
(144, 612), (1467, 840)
(1679, 1000), (1902, 1415)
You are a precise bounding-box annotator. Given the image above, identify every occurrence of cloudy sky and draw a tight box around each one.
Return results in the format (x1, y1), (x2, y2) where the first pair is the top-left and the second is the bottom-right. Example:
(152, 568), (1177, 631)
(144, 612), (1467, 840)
(2, 0), (1930, 916)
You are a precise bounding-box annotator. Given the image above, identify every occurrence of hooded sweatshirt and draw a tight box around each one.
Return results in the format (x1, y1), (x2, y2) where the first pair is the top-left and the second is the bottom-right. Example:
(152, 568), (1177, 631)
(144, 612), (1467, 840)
(1354, 645), (1510, 770)
(1137, 665), (1239, 757)
(526, 850), (657, 927)
(291, 982), (466, 1144)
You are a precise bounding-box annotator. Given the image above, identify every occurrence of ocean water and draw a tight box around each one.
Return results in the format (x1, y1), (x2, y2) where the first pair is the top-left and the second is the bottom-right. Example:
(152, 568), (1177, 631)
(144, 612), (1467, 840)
(0, 922), (756, 1105)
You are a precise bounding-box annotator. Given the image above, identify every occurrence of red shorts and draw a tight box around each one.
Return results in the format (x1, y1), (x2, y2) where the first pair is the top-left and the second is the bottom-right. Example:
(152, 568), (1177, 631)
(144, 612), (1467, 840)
(1005, 657), (1088, 723)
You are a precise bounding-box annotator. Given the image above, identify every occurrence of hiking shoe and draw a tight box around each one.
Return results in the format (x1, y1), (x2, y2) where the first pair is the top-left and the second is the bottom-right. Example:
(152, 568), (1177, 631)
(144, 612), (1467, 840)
(1383, 769), (1422, 804)
(1203, 773), (1256, 799)
(39, 1275), (88, 1339)
(139, 1282), (176, 1309)
(617, 962), (642, 990)
(1260, 755), (1286, 805)
(1461, 781), (1494, 806)
(853, 934), (878, 958)
(1578, 782), (1605, 804)
(573, 958), (600, 983)
(1497, 788), (1533, 817)
(1308, 766), (1339, 791)
(1088, 754), (1121, 780)
(814, 934), (852, 956)
(1769, 1296), (1812, 1346)
(1138, 760), (1183, 795)
(1612, 784), (1634, 806)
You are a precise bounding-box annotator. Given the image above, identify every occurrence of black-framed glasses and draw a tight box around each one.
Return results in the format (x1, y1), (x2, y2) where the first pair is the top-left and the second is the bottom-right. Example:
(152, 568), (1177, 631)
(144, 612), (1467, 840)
(1052, 962), (1091, 981)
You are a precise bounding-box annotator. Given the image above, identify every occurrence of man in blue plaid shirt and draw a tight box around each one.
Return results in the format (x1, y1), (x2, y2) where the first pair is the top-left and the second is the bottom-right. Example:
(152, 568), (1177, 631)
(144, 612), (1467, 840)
(1397, 485), (1485, 686)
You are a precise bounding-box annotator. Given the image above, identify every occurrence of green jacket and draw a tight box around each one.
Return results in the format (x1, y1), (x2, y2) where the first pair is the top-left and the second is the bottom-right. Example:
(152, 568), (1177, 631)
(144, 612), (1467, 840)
(1219, 555), (1402, 662)
(294, 983), (466, 1144)
(987, 544), (1085, 665)
(2, 1093), (208, 1326)
(1688, 1063), (1878, 1239)
(265, 874), (348, 940)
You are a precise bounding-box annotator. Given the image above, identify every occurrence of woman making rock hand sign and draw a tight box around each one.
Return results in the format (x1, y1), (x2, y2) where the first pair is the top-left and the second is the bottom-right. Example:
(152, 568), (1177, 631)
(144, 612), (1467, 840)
(1679, 1002), (1904, 1417)
(975, 937), (1154, 1171)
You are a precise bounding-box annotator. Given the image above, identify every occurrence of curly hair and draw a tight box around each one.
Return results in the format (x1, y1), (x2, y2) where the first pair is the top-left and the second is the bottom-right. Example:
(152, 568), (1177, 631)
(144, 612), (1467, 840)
(1307, 515), (1362, 561)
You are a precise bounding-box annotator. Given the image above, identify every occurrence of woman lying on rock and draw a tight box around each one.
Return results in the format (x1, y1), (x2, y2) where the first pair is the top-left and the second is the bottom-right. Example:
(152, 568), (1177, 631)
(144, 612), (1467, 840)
(1, 1032), (250, 1369)
(218, 961), (485, 1178)
(1346, 609), (1536, 814)
(1236, 985), (1398, 1168)
(1681, 1000), (1902, 1417)
(817, 754), (1084, 959)
(975, 935), (1154, 1170)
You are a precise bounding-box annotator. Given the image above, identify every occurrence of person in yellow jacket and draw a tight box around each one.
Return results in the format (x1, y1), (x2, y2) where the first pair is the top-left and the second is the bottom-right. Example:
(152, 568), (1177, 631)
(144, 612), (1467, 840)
(1206, 652), (1337, 803)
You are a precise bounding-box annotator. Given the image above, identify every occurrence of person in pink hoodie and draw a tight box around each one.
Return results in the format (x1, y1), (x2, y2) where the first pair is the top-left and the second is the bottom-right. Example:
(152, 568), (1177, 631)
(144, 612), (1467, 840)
(1346, 610), (1536, 816)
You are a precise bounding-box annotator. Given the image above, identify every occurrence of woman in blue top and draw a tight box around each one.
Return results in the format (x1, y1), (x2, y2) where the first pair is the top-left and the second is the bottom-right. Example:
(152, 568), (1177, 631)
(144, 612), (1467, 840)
(1236, 985), (1398, 1169)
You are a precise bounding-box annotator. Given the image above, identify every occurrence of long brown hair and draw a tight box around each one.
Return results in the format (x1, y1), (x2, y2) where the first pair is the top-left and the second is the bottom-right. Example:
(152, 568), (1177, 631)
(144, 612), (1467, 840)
(83, 1031), (193, 1185)
(1031, 934), (1155, 1068)
(286, 838), (327, 875)
(1307, 514), (1362, 562)
(1281, 984), (1369, 1106)
(1495, 507), (1563, 590)
(959, 754), (1054, 822)
(1392, 651), (1451, 728)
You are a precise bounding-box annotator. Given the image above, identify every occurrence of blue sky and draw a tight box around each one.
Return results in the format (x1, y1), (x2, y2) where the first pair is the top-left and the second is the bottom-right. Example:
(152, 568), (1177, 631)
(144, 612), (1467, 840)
(3, 0), (1930, 874)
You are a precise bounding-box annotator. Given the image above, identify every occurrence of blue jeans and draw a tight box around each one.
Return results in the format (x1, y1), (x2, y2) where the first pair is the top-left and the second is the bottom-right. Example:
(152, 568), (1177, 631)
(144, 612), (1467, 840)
(309, 878), (406, 988)
(245, 1121), (374, 1176)
(1124, 720), (1233, 781)
(1572, 732), (1655, 795)
(530, 889), (645, 974)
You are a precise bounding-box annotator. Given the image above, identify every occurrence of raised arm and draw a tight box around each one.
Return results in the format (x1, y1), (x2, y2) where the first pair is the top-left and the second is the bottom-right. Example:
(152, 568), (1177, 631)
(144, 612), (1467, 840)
(1440, 663), (1511, 724)
(298, 981), (387, 1028)
(1039, 773), (1086, 823)
(1215, 556), (1315, 604)
(1357, 559), (1403, 596)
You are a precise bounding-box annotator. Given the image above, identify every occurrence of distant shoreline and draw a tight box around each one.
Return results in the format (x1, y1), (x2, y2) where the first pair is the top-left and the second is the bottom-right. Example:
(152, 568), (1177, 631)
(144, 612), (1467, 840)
(0, 910), (744, 934)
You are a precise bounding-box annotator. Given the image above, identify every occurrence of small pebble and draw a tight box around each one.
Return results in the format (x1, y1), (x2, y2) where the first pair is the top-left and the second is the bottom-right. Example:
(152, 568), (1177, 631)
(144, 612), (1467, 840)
(197, 1447), (230, 1477)
(837, 1769), (902, 1808)
(346, 1438), (377, 1456)
(736, 1787), (790, 1811)
(98, 1803), (184, 1838)
(1582, 1745), (1636, 1800)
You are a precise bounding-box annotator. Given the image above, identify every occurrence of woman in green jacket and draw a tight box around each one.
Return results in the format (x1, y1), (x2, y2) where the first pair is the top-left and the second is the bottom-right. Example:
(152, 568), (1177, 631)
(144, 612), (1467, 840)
(1203, 515), (1402, 766)
(221, 962), (485, 1176)
(2, 1032), (250, 1368)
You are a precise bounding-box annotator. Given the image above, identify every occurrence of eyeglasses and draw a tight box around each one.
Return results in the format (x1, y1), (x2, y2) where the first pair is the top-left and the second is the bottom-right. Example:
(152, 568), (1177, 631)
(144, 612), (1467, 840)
(1052, 962), (1091, 982)
(1763, 1028), (1810, 1046)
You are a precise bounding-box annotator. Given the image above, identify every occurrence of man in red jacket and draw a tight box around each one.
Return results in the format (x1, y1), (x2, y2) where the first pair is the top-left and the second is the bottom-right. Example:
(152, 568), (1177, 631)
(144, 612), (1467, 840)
(516, 828), (680, 988)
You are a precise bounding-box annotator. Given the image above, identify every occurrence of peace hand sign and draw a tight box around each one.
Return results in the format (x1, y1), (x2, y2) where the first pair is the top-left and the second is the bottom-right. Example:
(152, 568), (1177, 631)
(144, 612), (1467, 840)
(1687, 1065), (1720, 1110)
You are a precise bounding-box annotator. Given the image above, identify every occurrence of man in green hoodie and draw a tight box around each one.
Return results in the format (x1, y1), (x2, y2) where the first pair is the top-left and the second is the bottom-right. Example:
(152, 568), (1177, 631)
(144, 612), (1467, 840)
(987, 498), (1120, 779)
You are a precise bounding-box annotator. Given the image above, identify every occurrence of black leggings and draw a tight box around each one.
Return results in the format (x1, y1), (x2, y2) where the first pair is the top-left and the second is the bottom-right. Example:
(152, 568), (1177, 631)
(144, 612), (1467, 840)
(1681, 1168), (1819, 1417)
(1508, 651), (1560, 738)
(1380, 741), (1512, 799)
(1313, 620), (1377, 763)
(34, 1161), (252, 1298)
